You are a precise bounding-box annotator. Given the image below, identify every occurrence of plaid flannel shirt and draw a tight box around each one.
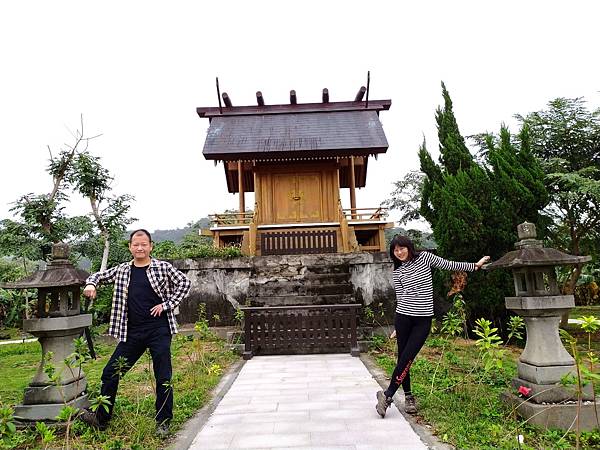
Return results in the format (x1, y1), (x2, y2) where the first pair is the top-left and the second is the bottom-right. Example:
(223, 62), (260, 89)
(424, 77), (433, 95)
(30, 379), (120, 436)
(85, 258), (191, 342)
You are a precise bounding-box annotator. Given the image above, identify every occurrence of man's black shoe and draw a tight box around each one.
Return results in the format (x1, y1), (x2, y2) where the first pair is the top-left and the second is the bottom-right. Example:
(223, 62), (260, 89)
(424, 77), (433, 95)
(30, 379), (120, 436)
(78, 409), (107, 430)
(156, 421), (170, 438)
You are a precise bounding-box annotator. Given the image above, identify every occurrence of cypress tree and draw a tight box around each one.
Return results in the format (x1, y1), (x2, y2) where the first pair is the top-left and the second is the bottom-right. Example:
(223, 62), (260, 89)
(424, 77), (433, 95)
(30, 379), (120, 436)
(419, 84), (549, 323)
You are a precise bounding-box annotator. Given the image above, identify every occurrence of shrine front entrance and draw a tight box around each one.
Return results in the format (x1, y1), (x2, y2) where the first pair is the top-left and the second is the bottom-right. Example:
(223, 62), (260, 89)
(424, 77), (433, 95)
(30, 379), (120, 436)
(273, 173), (323, 223)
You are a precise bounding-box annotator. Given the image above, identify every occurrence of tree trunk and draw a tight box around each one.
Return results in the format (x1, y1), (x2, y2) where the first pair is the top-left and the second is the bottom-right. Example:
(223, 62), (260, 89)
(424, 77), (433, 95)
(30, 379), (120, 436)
(100, 230), (110, 272)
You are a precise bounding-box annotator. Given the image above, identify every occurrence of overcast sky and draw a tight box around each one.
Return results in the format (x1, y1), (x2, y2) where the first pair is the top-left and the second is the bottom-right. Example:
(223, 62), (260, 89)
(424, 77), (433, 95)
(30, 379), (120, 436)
(1, 1), (599, 233)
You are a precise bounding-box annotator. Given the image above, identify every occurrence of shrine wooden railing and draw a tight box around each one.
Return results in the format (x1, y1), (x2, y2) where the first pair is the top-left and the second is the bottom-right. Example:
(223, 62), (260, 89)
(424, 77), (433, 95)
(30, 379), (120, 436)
(342, 207), (388, 221)
(260, 229), (337, 255)
(241, 304), (360, 359)
(209, 211), (254, 226)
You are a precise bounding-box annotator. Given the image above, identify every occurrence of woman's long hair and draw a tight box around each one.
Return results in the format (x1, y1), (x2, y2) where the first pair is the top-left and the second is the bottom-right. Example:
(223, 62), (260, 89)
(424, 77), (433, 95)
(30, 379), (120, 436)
(389, 235), (420, 269)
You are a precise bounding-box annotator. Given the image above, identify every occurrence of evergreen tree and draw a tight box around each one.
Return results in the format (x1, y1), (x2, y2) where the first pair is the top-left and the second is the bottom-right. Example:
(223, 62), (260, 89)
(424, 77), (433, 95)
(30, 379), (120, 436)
(417, 83), (548, 323)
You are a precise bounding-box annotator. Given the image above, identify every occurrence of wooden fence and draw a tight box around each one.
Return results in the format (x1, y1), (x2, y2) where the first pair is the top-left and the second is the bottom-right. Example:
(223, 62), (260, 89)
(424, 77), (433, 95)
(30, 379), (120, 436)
(241, 304), (360, 359)
(260, 229), (337, 255)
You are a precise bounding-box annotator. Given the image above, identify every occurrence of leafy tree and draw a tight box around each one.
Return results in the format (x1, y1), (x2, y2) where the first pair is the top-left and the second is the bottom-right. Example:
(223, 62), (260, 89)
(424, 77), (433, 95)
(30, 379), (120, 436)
(70, 151), (135, 271)
(1, 117), (99, 261)
(518, 98), (600, 293)
(389, 82), (549, 323)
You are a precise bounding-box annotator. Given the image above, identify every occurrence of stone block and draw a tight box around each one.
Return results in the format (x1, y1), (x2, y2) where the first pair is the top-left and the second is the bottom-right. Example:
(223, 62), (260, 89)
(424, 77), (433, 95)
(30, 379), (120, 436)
(511, 377), (594, 403)
(506, 295), (574, 312)
(502, 391), (600, 431)
(23, 314), (92, 333)
(518, 361), (575, 384)
(14, 395), (89, 423)
(23, 377), (87, 404)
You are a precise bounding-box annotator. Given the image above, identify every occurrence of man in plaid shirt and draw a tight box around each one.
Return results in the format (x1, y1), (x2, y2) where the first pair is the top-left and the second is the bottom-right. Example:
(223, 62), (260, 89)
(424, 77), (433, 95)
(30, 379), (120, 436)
(79, 229), (191, 436)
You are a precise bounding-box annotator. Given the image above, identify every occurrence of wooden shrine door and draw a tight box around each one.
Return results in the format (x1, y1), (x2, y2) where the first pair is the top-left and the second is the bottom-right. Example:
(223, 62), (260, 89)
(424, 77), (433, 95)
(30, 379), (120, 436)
(272, 173), (322, 223)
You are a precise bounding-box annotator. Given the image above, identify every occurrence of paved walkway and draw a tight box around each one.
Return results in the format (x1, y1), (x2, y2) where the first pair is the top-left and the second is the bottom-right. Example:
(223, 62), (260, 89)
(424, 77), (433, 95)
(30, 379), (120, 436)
(189, 354), (427, 450)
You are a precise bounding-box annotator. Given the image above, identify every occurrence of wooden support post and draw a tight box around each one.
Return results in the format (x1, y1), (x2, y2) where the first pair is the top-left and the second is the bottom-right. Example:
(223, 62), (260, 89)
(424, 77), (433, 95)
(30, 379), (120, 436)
(349, 156), (356, 219)
(256, 91), (264, 106)
(238, 160), (245, 217)
(222, 92), (232, 108)
(354, 86), (366, 101)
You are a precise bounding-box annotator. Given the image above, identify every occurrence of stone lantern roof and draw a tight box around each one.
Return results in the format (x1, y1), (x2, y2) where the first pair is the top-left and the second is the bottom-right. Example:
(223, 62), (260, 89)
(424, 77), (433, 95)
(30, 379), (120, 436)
(1, 242), (88, 289)
(485, 222), (591, 269)
(487, 247), (591, 269)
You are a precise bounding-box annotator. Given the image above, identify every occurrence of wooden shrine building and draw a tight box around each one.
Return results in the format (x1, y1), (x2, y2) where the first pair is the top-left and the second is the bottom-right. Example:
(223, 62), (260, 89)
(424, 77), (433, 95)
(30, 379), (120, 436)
(196, 87), (392, 256)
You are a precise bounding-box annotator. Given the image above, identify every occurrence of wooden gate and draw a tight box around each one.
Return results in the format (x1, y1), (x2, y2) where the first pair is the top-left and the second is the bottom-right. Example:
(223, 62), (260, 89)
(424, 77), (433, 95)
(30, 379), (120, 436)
(260, 229), (337, 255)
(241, 304), (360, 359)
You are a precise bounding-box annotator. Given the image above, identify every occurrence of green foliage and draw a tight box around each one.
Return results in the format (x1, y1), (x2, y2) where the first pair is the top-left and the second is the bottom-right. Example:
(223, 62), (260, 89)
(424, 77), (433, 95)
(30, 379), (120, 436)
(34, 421), (56, 447)
(558, 320), (600, 447)
(371, 318), (600, 448)
(0, 406), (16, 440)
(519, 97), (600, 290)
(0, 258), (35, 329)
(89, 395), (111, 414)
(416, 83), (549, 322)
(505, 315), (525, 345)
(152, 234), (242, 260)
(473, 318), (505, 372)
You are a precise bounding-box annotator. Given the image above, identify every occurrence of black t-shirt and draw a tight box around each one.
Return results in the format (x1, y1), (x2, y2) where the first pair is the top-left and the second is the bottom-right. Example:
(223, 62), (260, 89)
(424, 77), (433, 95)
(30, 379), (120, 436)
(127, 264), (169, 330)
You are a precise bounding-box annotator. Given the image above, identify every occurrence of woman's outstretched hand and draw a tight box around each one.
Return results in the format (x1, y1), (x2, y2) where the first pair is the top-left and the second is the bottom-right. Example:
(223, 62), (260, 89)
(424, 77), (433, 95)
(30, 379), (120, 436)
(475, 255), (491, 270)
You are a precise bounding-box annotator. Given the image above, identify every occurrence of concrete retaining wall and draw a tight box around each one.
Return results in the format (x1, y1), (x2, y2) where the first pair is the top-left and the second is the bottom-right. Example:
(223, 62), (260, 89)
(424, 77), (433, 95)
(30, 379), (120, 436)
(172, 252), (395, 326)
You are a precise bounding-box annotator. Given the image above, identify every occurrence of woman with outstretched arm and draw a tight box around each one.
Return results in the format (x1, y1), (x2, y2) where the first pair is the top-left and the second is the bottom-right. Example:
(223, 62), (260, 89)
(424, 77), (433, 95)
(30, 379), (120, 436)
(376, 235), (490, 417)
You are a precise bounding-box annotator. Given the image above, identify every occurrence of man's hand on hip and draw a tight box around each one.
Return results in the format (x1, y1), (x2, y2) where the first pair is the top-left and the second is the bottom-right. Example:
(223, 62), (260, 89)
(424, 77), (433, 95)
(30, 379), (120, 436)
(150, 304), (164, 317)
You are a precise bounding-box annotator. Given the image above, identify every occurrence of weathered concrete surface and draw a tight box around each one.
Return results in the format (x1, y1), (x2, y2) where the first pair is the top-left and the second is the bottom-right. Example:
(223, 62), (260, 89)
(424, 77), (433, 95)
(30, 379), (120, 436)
(502, 392), (600, 431)
(511, 377), (594, 404)
(173, 253), (395, 325)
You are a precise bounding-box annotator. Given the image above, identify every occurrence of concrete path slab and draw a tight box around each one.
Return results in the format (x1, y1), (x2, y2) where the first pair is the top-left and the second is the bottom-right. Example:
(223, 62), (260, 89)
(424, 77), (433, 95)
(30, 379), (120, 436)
(188, 354), (427, 450)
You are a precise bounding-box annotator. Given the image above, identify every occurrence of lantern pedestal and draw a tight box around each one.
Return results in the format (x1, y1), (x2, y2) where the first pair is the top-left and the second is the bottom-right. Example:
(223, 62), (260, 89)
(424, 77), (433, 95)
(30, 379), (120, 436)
(502, 392), (600, 431)
(13, 314), (92, 423)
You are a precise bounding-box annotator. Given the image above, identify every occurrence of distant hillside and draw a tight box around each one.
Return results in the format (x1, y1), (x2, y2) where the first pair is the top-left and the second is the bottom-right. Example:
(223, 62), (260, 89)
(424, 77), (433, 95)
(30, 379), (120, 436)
(384, 227), (437, 250)
(150, 217), (211, 243)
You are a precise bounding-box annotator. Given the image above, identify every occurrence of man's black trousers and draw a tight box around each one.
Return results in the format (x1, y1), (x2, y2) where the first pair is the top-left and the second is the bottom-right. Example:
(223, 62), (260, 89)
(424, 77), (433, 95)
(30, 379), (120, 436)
(97, 326), (173, 425)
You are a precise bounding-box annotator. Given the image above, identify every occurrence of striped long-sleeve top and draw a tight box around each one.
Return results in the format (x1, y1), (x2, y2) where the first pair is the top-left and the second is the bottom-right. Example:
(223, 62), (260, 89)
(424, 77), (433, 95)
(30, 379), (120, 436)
(393, 251), (476, 316)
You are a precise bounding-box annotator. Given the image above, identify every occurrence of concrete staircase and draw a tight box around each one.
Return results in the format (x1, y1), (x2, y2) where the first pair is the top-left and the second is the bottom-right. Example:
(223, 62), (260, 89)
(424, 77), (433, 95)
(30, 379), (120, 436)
(247, 258), (355, 307)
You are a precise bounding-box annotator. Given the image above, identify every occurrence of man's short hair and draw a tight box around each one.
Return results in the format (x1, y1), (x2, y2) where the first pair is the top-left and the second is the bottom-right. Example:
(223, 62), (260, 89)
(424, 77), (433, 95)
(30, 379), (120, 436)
(129, 229), (152, 243)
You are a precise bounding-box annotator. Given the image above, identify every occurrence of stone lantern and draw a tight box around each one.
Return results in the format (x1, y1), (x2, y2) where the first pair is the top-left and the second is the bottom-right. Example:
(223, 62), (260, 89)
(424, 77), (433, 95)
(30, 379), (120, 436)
(1, 243), (92, 423)
(486, 222), (599, 430)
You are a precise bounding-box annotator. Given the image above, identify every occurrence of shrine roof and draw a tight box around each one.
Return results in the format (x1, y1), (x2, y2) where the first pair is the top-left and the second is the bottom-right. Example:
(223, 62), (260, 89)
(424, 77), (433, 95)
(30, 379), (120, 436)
(197, 100), (391, 161)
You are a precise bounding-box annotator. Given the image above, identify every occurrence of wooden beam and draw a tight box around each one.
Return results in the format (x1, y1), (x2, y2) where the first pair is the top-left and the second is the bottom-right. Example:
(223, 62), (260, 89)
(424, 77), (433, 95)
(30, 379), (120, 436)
(196, 99), (392, 118)
(354, 86), (366, 101)
(322, 88), (329, 103)
(290, 90), (297, 104)
(222, 92), (232, 108)
(256, 91), (264, 106)
(349, 156), (356, 218)
(238, 160), (245, 213)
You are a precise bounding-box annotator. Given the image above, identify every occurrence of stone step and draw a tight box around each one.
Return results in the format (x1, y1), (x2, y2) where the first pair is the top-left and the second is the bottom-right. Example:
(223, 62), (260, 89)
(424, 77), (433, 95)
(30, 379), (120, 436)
(301, 272), (351, 283)
(304, 264), (350, 275)
(248, 293), (355, 307)
(248, 281), (353, 297)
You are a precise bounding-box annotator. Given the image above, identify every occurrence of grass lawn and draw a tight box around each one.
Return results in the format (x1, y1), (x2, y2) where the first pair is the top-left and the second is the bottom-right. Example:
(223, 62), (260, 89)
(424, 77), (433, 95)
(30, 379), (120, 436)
(571, 305), (600, 320)
(0, 332), (238, 449)
(371, 327), (600, 450)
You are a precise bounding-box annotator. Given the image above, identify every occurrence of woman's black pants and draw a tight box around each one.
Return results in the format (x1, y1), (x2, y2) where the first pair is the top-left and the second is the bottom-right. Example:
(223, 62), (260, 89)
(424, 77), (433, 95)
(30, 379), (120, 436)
(384, 313), (432, 398)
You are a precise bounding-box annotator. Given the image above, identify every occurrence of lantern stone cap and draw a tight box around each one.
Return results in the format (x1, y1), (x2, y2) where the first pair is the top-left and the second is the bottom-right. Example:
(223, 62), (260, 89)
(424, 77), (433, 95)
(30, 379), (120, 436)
(485, 247), (591, 269)
(0, 243), (89, 289)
